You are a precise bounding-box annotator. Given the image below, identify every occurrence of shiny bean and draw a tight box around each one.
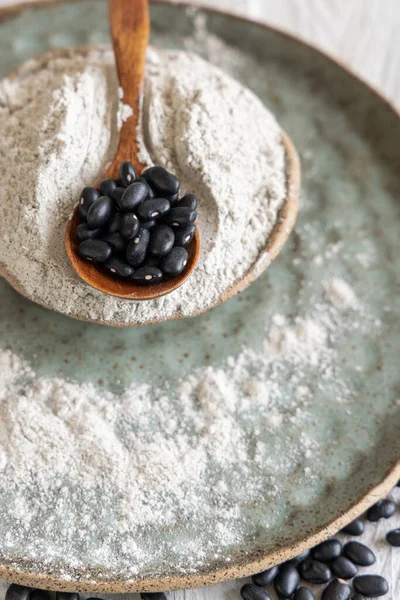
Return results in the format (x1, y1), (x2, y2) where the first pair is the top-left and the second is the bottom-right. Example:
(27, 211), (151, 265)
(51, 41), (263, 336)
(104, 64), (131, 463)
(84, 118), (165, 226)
(274, 564), (300, 598)
(143, 166), (180, 196)
(78, 239), (112, 263)
(159, 247), (188, 277)
(331, 556), (358, 579)
(87, 196), (115, 228)
(104, 257), (134, 278)
(299, 559), (332, 584)
(343, 542), (376, 566)
(119, 161), (136, 187)
(118, 182), (149, 212)
(321, 580), (351, 600)
(99, 178), (117, 196)
(137, 198), (170, 220)
(120, 213), (140, 239)
(126, 228), (150, 267)
(102, 232), (126, 254)
(312, 539), (342, 562)
(178, 193), (197, 210)
(149, 225), (175, 257)
(252, 565), (279, 587)
(353, 575), (389, 597)
(76, 223), (103, 242)
(78, 186), (99, 219)
(240, 584), (272, 600)
(164, 206), (196, 227)
(131, 266), (163, 285)
(174, 223), (196, 247)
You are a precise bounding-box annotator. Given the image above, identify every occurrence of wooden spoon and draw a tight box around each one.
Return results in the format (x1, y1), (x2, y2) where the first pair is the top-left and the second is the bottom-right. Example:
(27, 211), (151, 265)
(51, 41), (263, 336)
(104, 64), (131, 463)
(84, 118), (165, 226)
(65, 0), (201, 301)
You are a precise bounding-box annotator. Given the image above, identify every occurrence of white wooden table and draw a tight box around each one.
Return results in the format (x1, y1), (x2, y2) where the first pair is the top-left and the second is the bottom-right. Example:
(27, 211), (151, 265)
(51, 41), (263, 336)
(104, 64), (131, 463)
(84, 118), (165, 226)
(0, 0), (399, 598)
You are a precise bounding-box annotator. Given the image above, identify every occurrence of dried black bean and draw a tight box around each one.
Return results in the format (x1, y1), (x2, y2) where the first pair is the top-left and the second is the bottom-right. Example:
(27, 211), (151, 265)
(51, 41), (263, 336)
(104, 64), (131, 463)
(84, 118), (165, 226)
(321, 579), (351, 600)
(165, 191), (179, 205)
(178, 193), (198, 210)
(149, 225), (175, 257)
(30, 591), (51, 600)
(104, 257), (134, 278)
(294, 587), (315, 600)
(99, 178), (117, 196)
(299, 559), (332, 584)
(341, 519), (364, 536)
(137, 177), (156, 199)
(111, 187), (126, 204)
(102, 232), (126, 254)
(352, 595), (365, 600)
(131, 266), (163, 285)
(120, 213), (140, 239)
(174, 223), (196, 247)
(5, 585), (31, 600)
(144, 166), (180, 196)
(76, 223), (103, 242)
(367, 499), (396, 522)
(144, 255), (160, 268)
(312, 539), (342, 562)
(240, 584), (272, 600)
(287, 550), (311, 566)
(386, 528), (400, 546)
(137, 198), (171, 221)
(140, 219), (157, 231)
(164, 206), (197, 227)
(126, 228), (150, 267)
(159, 247), (189, 277)
(78, 239), (112, 263)
(251, 565), (279, 587)
(87, 196), (115, 228)
(78, 186), (99, 219)
(56, 593), (79, 600)
(331, 556), (358, 579)
(118, 182), (149, 212)
(353, 575), (389, 597)
(107, 212), (121, 234)
(274, 563), (300, 598)
(119, 161), (136, 187)
(343, 542), (376, 566)
(140, 594), (167, 600)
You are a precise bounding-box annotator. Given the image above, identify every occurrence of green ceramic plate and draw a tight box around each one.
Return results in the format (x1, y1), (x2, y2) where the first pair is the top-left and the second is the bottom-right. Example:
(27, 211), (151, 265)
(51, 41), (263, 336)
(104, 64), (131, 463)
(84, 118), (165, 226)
(0, 0), (399, 593)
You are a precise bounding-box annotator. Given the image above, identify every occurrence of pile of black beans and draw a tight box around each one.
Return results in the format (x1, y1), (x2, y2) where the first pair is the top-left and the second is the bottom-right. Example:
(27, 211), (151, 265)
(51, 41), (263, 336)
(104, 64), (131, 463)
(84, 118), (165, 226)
(76, 162), (197, 285)
(5, 587), (167, 600)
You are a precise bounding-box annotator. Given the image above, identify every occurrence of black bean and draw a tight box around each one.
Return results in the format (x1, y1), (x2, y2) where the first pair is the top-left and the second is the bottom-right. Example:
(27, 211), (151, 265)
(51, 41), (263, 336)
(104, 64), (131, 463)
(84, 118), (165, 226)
(352, 595), (365, 600)
(143, 166), (180, 196)
(102, 232), (126, 254)
(126, 228), (150, 267)
(131, 266), (163, 285)
(174, 223), (196, 247)
(386, 528), (400, 546)
(107, 212), (121, 234)
(341, 518), (364, 536)
(367, 499), (396, 522)
(78, 239), (112, 263)
(137, 177), (156, 199)
(78, 186), (99, 219)
(76, 223), (103, 242)
(56, 593), (79, 600)
(159, 247), (189, 277)
(274, 563), (300, 598)
(137, 198), (171, 220)
(294, 587), (315, 600)
(120, 213), (140, 239)
(140, 219), (157, 231)
(287, 550), (311, 566)
(312, 539), (342, 562)
(178, 193), (197, 210)
(299, 559), (332, 584)
(119, 161), (136, 187)
(321, 579), (351, 600)
(251, 565), (279, 587)
(343, 542), (376, 566)
(331, 556), (358, 579)
(149, 225), (175, 257)
(140, 594), (167, 600)
(104, 257), (134, 278)
(397, 480), (400, 487)
(353, 575), (389, 597)
(164, 206), (197, 227)
(30, 591), (51, 600)
(99, 178), (117, 196)
(111, 186), (126, 204)
(5, 585), (31, 600)
(118, 182), (149, 212)
(144, 255), (160, 268)
(240, 584), (272, 600)
(87, 196), (115, 228)
(165, 191), (179, 206)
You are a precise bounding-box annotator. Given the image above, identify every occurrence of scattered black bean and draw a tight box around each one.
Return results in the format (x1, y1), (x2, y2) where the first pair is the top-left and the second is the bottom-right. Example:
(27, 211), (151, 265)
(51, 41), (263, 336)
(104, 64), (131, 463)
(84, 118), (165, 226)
(56, 593), (79, 600)
(274, 563), (300, 598)
(164, 206), (197, 227)
(140, 219), (157, 230)
(294, 587), (315, 600)
(287, 549), (311, 566)
(144, 166), (180, 196)
(178, 194), (198, 210)
(131, 266), (163, 285)
(386, 528), (400, 546)
(30, 591), (51, 600)
(102, 232), (126, 254)
(312, 539), (342, 562)
(119, 161), (136, 187)
(99, 178), (118, 197)
(76, 223), (103, 242)
(159, 247), (189, 277)
(137, 198), (171, 221)
(174, 223), (196, 247)
(299, 559), (332, 584)
(321, 579), (351, 600)
(367, 499), (396, 522)
(240, 584), (272, 600)
(78, 239), (112, 263)
(140, 594), (167, 600)
(331, 556), (358, 580)
(5, 585), (31, 600)
(343, 542), (376, 566)
(120, 213), (140, 239)
(126, 228), (150, 267)
(111, 187), (126, 204)
(353, 575), (389, 597)
(104, 257), (134, 278)
(149, 225), (175, 257)
(341, 519), (365, 536)
(251, 565), (279, 587)
(118, 182), (149, 212)
(78, 186), (99, 219)
(87, 196), (115, 228)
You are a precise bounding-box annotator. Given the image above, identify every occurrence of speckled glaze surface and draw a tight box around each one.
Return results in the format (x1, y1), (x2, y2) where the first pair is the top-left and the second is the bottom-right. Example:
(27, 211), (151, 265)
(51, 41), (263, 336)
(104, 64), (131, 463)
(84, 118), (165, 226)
(0, 0), (400, 593)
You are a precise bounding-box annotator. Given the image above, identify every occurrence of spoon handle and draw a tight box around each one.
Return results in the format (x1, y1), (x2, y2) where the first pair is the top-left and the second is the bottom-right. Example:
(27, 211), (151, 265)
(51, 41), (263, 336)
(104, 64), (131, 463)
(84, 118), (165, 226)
(104, 0), (150, 180)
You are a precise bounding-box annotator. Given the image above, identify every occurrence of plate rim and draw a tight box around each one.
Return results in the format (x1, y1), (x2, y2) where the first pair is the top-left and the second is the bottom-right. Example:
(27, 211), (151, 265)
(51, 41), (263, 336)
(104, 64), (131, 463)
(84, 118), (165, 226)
(0, 0), (399, 592)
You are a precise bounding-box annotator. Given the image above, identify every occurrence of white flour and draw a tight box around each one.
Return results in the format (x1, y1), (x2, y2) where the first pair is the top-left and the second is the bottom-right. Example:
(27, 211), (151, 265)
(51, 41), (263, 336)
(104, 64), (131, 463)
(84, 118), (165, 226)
(0, 46), (286, 326)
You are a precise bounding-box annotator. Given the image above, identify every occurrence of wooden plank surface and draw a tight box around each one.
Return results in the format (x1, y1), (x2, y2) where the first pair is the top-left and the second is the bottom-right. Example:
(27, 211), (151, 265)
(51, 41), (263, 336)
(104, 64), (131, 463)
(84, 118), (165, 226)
(0, 0), (399, 598)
